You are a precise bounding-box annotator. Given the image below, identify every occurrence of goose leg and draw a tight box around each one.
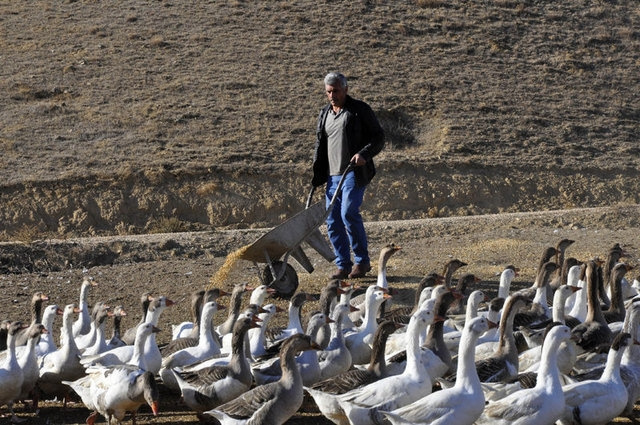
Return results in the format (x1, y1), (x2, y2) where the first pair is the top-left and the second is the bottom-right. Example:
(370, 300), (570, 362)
(85, 411), (98, 425)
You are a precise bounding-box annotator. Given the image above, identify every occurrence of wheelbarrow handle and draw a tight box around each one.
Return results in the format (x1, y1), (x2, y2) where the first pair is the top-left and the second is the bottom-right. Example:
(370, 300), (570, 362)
(305, 163), (355, 209)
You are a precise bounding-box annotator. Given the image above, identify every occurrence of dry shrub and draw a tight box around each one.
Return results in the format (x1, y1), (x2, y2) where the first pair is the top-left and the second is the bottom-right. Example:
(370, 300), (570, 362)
(197, 182), (220, 197)
(415, 0), (445, 8)
(12, 225), (41, 244)
(148, 217), (187, 234)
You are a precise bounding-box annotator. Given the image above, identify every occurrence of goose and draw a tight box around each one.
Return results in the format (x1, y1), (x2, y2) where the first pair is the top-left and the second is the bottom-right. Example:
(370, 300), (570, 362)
(161, 290), (225, 357)
(380, 317), (494, 425)
(571, 260), (612, 353)
(349, 243), (402, 324)
(204, 334), (321, 425)
(446, 273), (481, 316)
(565, 264), (587, 321)
(305, 320), (399, 425)
(80, 296), (174, 375)
(497, 265), (519, 300)
(17, 323), (47, 411)
(476, 297), (505, 345)
(64, 322), (160, 424)
(248, 284), (275, 308)
(513, 246), (557, 299)
(106, 305), (127, 349)
(385, 289), (459, 378)
(252, 312), (329, 386)
(317, 279), (349, 348)
(74, 301), (107, 351)
(247, 303), (282, 358)
(602, 243), (625, 305)
(557, 331), (631, 425)
(121, 292), (153, 345)
(469, 295), (529, 383)
(567, 300), (640, 419)
(38, 304), (85, 406)
(337, 307), (437, 425)
(171, 289), (207, 340)
(344, 287), (392, 365)
(318, 302), (353, 380)
(216, 282), (252, 338)
(36, 304), (63, 357)
(475, 324), (572, 425)
(549, 239), (576, 292)
(441, 258), (468, 289)
(0, 322), (28, 422)
(171, 315), (259, 414)
(382, 273), (442, 325)
(14, 291), (49, 347)
(72, 277), (97, 338)
(443, 289), (487, 352)
(512, 262), (559, 329)
(160, 301), (222, 390)
(603, 262), (633, 324)
(79, 303), (113, 356)
(265, 291), (315, 344)
(519, 285), (581, 375)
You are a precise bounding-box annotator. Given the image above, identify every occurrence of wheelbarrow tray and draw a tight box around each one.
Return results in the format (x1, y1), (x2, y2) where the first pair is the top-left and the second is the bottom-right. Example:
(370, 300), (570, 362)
(237, 200), (336, 273)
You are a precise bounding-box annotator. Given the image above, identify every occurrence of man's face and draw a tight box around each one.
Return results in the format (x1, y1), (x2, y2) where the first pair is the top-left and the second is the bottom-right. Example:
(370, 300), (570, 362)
(325, 83), (347, 109)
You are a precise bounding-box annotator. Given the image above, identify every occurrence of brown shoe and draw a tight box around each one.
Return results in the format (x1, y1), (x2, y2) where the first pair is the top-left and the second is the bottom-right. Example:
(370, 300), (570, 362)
(331, 268), (350, 279)
(348, 263), (371, 279)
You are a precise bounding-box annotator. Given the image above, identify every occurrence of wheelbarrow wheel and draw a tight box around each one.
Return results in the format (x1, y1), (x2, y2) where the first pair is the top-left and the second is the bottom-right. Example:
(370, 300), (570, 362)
(263, 261), (299, 300)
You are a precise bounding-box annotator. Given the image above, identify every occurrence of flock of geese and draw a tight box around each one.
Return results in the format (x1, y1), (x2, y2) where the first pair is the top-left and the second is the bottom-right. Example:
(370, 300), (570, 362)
(1, 240), (640, 425)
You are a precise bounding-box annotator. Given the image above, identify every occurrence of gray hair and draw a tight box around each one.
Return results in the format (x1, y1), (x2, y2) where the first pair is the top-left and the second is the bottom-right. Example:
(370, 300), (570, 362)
(324, 72), (348, 88)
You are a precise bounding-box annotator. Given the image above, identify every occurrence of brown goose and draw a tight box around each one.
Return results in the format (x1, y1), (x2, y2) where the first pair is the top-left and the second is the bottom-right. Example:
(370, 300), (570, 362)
(604, 262), (634, 324)
(121, 292), (153, 345)
(442, 258), (467, 289)
(317, 280), (349, 349)
(216, 282), (252, 337)
(549, 238), (575, 290)
(472, 295), (529, 383)
(603, 243), (625, 301)
(205, 334), (321, 425)
(512, 262), (559, 329)
(447, 273), (481, 316)
(513, 246), (557, 300)
(571, 260), (613, 352)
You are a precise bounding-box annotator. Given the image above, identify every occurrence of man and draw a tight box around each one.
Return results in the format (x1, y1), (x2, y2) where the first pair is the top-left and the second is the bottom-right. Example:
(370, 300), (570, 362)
(311, 72), (385, 279)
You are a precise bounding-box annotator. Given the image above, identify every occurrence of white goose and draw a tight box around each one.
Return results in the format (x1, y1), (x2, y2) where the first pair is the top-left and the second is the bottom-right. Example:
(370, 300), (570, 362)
(498, 265), (519, 299)
(0, 322), (28, 422)
(564, 264), (586, 318)
(443, 290), (487, 352)
(18, 323), (48, 405)
(160, 301), (222, 390)
(344, 286), (392, 365)
(337, 307), (437, 425)
(72, 276), (97, 338)
(381, 316), (493, 425)
(248, 303), (282, 358)
(36, 304), (63, 357)
(265, 291), (315, 344)
(172, 315), (259, 413)
(38, 304), (85, 405)
(557, 331), (631, 425)
(204, 334), (320, 425)
(80, 296), (174, 375)
(64, 322), (160, 425)
(80, 304), (113, 357)
(475, 324), (571, 425)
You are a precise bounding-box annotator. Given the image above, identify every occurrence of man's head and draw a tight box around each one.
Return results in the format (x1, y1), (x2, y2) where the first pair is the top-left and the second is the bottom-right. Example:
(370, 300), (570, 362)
(324, 72), (348, 110)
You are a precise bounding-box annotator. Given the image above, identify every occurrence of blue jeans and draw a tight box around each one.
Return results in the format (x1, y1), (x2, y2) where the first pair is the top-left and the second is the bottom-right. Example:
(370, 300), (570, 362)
(325, 172), (370, 271)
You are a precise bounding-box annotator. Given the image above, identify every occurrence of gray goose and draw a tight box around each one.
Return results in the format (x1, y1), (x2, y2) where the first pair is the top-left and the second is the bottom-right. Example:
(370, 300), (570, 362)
(121, 292), (153, 345)
(604, 262), (634, 324)
(602, 243), (625, 307)
(317, 280), (349, 349)
(471, 295), (530, 383)
(512, 262), (559, 329)
(173, 314), (260, 415)
(205, 334), (321, 425)
(216, 282), (251, 337)
(442, 258), (468, 289)
(571, 259), (612, 353)
(513, 246), (557, 299)
(548, 238), (575, 291)
(107, 305), (127, 349)
(382, 272), (443, 325)
(265, 291), (316, 344)
(14, 291), (49, 347)
(446, 273), (481, 316)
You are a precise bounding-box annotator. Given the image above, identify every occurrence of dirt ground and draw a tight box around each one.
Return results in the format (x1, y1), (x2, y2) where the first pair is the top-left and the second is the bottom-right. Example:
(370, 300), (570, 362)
(2, 204), (640, 424)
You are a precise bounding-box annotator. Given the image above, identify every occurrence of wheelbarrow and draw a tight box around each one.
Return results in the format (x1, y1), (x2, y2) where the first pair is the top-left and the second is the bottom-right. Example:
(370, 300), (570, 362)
(237, 165), (354, 299)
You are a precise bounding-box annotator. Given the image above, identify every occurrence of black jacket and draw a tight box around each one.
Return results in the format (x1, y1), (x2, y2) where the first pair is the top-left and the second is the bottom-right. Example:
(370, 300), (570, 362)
(312, 95), (385, 188)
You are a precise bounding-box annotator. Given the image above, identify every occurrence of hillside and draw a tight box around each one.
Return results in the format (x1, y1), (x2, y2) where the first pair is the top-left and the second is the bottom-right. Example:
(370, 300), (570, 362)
(0, 0), (639, 240)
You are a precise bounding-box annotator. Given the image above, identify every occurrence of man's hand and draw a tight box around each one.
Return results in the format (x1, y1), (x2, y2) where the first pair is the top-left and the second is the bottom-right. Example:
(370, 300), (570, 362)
(351, 153), (367, 166)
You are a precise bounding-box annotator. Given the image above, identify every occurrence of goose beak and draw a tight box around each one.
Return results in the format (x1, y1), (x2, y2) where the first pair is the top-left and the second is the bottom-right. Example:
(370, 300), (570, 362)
(383, 293), (393, 300)
(434, 315), (447, 323)
(152, 325), (161, 334)
(217, 304), (227, 311)
(569, 285), (581, 292)
(150, 400), (159, 416)
(349, 305), (360, 313)
(488, 320), (499, 329)
(325, 317), (335, 324)
(266, 287), (277, 295)
(56, 308), (64, 315)
(218, 289), (230, 297)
